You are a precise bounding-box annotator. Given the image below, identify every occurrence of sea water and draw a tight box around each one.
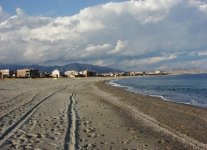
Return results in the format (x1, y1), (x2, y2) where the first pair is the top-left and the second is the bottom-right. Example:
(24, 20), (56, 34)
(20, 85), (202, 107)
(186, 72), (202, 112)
(109, 74), (207, 108)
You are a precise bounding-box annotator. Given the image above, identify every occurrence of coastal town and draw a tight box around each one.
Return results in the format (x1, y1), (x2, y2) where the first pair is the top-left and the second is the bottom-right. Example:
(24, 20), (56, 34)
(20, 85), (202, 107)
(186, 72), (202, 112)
(0, 68), (167, 79)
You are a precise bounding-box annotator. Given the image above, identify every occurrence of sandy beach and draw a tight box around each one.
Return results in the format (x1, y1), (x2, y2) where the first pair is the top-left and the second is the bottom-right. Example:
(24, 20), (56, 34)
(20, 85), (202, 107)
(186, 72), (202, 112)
(0, 78), (207, 150)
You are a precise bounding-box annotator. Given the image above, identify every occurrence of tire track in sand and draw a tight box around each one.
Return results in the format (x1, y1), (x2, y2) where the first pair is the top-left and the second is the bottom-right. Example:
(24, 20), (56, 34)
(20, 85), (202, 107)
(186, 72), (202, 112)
(0, 86), (68, 147)
(0, 92), (29, 105)
(0, 92), (40, 119)
(64, 90), (78, 150)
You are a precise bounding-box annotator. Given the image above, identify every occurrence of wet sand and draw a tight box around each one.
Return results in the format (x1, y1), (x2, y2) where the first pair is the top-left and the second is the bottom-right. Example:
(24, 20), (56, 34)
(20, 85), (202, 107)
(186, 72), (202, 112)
(0, 78), (207, 150)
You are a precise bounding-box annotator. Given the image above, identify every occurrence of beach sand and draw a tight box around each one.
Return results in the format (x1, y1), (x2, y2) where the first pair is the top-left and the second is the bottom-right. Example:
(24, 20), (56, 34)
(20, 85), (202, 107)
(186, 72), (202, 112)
(0, 78), (207, 150)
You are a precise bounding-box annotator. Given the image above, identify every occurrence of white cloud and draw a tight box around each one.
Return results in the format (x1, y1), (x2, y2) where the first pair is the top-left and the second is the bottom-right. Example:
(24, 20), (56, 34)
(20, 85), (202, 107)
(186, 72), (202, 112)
(199, 4), (207, 12)
(123, 54), (176, 66)
(198, 51), (207, 56)
(189, 0), (207, 12)
(16, 8), (25, 16)
(86, 43), (112, 52)
(0, 0), (207, 71)
(79, 43), (112, 58)
(108, 40), (128, 54)
(93, 60), (113, 66)
(102, 0), (180, 23)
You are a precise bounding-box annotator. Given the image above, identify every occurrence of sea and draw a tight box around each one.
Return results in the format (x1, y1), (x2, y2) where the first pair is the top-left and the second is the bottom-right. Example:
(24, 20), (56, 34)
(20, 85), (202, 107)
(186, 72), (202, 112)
(109, 74), (207, 108)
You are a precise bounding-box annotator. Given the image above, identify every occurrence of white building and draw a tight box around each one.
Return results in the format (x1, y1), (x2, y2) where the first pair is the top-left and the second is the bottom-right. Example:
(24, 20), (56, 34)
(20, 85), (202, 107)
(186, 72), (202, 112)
(64, 70), (79, 77)
(52, 70), (60, 78)
(155, 70), (161, 74)
(0, 69), (12, 78)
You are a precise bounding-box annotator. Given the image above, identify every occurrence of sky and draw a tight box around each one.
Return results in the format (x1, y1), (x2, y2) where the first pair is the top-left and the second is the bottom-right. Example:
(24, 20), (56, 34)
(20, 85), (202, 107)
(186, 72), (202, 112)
(0, 0), (125, 16)
(0, 0), (207, 71)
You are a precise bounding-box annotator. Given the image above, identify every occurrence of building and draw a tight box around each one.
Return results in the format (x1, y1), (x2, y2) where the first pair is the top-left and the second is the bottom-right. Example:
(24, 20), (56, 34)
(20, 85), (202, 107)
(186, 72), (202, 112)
(155, 70), (161, 75)
(52, 69), (60, 78)
(17, 69), (39, 78)
(0, 69), (13, 78)
(64, 70), (79, 77)
(82, 70), (96, 77)
(0, 72), (2, 79)
(17, 69), (29, 78)
(39, 71), (50, 78)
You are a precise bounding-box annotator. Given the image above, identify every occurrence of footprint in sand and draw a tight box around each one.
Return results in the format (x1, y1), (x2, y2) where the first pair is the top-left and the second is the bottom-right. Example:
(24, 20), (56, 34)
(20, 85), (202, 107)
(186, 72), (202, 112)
(50, 128), (56, 132)
(80, 138), (88, 142)
(56, 125), (62, 129)
(45, 118), (51, 122)
(37, 122), (44, 127)
(83, 128), (91, 134)
(54, 132), (61, 136)
(88, 133), (98, 138)
(83, 120), (91, 127)
(82, 143), (96, 149)
(25, 133), (36, 139)
(53, 122), (58, 125)
(36, 133), (44, 139)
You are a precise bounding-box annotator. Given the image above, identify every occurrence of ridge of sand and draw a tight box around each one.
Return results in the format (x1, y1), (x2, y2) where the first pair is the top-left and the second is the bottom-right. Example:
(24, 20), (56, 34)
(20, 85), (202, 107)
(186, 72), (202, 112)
(64, 90), (78, 150)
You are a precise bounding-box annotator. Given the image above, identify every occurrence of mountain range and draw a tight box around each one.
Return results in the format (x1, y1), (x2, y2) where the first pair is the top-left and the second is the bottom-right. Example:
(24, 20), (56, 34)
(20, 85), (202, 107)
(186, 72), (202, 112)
(0, 63), (124, 73)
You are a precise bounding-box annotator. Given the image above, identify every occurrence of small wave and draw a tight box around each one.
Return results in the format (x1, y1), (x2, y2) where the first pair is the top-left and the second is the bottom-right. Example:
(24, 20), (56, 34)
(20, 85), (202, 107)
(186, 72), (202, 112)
(108, 78), (207, 108)
(107, 80), (126, 88)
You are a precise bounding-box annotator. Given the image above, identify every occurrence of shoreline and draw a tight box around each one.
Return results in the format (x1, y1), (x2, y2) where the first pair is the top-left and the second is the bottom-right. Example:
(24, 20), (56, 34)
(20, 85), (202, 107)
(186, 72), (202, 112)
(107, 76), (207, 109)
(94, 80), (207, 149)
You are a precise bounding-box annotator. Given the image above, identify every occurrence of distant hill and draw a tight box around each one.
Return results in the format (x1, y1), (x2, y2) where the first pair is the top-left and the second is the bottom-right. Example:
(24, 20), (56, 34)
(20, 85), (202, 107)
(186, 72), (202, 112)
(0, 63), (124, 73)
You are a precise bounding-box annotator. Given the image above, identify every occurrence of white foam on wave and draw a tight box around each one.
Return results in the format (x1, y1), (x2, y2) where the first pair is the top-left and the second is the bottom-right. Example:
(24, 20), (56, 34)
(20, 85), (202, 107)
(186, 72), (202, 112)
(107, 80), (126, 88)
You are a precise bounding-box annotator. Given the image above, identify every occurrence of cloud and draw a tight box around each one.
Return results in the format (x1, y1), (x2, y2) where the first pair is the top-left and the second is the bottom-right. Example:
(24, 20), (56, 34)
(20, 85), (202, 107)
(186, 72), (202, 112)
(123, 54), (177, 66)
(198, 51), (207, 56)
(108, 40), (128, 54)
(0, 0), (207, 71)
(189, 0), (207, 12)
(80, 43), (112, 58)
(16, 8), (25, 16)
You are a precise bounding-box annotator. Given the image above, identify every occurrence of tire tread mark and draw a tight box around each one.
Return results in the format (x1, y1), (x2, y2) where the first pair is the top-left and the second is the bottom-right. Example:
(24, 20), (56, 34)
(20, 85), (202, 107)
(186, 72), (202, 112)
(0, 86), (67, 146)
